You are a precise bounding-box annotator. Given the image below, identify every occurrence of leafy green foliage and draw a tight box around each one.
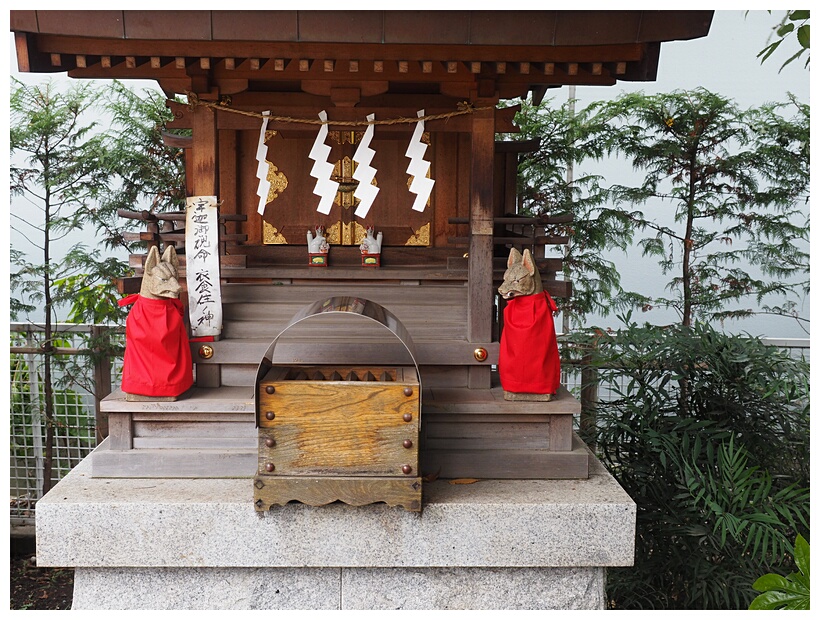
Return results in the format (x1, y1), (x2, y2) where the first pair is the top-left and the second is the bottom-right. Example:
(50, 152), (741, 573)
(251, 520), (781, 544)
(572, 321), (809, 609)
(509, 98), (636, 326)
(757, 10), (810, 72)
(85, 80), (188, 253)
(588, 89), (809, 328)
(750, 534), (810, 610)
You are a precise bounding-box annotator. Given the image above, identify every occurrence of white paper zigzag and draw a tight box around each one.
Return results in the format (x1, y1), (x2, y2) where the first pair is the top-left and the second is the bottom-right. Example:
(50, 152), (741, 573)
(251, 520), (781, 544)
(353, 114), (379, 219)
(405, 109), (434, 212)
(309, 110), (340, 215)
(255, 111), (271, 215)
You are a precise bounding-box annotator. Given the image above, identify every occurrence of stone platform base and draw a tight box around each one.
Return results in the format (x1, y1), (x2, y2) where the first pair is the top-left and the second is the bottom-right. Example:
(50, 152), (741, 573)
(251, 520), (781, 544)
(36, 448), (634, 610)
(73, 566), (605, 610)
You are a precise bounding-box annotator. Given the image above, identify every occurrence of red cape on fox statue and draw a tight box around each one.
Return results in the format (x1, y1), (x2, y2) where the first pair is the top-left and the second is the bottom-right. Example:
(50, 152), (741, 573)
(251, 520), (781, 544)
(118, 245), (193, 398)
(498, 248), (561, 397)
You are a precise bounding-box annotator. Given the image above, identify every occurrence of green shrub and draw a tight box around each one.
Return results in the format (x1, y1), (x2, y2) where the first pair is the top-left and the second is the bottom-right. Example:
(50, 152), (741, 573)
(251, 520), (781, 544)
(574, 321), (809, 609)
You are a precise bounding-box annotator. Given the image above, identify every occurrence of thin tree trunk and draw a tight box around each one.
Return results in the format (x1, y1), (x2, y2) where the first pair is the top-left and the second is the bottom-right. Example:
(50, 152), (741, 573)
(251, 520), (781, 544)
(41, 186), (54, 496)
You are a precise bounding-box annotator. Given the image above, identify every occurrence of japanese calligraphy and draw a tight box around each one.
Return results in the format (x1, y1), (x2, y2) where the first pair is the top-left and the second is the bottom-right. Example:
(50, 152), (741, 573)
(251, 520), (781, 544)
(185, 196), (222, 337)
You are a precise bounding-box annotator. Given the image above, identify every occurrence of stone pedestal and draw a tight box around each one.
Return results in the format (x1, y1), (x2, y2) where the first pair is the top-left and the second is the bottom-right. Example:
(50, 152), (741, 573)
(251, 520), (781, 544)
(36, 449), (635, 610)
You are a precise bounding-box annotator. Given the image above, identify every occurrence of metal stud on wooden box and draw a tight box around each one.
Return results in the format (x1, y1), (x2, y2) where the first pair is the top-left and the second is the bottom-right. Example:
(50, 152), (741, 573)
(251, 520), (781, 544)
(253, 365), (421, 512)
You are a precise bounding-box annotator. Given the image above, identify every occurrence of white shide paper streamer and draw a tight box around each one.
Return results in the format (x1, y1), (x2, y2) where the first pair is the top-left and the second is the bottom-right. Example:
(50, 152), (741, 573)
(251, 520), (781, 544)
(309, 110), (340, 215)
(353, 114), (379, 219)
(185, 196), (223, 338)
(405, 109), (434, 212)
(255, 111), (271, 216)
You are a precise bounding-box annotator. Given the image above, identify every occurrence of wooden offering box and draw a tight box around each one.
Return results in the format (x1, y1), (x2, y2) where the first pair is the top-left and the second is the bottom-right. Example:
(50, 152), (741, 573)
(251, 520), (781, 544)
(254, 364), (422, 512)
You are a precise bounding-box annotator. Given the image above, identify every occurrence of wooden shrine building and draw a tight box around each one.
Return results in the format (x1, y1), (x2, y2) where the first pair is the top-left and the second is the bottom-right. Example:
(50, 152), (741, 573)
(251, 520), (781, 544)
(11, 11), (713, 505)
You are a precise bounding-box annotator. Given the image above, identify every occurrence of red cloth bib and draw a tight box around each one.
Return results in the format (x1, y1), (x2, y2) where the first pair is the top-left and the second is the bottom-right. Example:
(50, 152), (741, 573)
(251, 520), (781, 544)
(118, 294), (193, 397)
(498, 291), (560, 395)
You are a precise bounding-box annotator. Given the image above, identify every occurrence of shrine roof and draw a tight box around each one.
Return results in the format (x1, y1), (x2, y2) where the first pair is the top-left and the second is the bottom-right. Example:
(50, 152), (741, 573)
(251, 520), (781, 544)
(11, 10), (713, 101)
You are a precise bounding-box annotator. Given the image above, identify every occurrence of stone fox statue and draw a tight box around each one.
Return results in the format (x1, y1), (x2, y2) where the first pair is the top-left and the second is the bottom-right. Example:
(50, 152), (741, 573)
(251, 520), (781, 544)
(497, 247), (560, 401)
(118, 245), (193, 400)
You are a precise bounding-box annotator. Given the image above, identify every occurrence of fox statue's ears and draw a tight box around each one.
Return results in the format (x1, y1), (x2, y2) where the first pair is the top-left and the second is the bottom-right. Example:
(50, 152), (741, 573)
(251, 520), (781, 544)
(144, 246), (161, 274)
(144, 245), (179, 275)
(506, 247), (536, 277)
(521, 248), (536, 277)
(507, 247), (523, 269)
(161, 245), (179, 275)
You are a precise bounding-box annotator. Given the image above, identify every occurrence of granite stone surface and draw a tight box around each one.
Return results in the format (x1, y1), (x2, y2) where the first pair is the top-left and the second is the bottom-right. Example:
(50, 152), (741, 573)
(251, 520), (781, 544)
(37, 451), (634, 569)
(341, 566), (606, 610)
(71, 566), (605, 610)
(72, 567), (340, 610)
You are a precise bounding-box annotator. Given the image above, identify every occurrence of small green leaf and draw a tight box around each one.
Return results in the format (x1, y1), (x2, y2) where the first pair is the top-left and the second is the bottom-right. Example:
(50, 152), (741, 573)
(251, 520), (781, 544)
(797, 24), (810, 49)
(788, 10), (810, 21)
(753, 573), (791, 593)
(793, 533), (810, 577)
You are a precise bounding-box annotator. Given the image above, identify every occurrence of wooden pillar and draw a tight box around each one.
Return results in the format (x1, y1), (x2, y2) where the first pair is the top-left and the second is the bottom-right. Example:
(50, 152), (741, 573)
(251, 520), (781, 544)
(468, 105), (496, 344)
(189, 103), (221, 388)
(190, 104), (218, 196)
(468, 104), (496, 389)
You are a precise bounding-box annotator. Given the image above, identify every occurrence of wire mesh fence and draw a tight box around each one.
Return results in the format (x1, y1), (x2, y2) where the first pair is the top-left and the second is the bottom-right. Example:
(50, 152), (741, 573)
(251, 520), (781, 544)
(8, 323), (809, 528)
(9, 323), (123, 528)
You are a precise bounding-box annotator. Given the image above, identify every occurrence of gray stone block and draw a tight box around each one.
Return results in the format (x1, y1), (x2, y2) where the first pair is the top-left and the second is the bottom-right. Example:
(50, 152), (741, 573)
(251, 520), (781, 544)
(72, 567), (340, 610)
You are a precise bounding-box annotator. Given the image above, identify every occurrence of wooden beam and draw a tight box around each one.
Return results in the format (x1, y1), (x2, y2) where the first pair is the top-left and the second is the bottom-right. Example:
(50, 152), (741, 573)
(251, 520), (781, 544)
(76, 55), (86, 68)
(175, 57), (185, 69)
(349, 59), (359, 72)
(250, 58), (261, 70)
(224, 58), (235, 70)
(50, 53), (61, 67)
(274, 58), (285, 71)
(126, 56), (136, 69)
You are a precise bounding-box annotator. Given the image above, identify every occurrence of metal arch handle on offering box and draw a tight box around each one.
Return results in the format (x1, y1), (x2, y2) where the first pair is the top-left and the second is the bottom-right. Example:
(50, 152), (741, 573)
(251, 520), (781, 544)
(254, 296), (422, 424)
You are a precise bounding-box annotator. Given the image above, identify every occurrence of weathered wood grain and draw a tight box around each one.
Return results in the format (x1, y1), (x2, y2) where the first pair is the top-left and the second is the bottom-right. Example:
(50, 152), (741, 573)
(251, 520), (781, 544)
(253, 476), (422, 512)
(421, 433), (589, 480)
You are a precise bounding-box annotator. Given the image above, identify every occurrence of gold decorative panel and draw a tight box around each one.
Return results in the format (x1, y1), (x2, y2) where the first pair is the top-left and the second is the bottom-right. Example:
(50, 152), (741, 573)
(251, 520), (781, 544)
(405, 223), (431, 246)
(263, 221), (288, 245)
(266, 163), (289, 204)
(326, 221), (366, 246)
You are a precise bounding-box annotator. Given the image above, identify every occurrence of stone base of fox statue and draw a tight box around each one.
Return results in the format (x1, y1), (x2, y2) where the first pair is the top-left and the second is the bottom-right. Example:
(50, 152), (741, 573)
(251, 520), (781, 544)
(503, 390), (553, 402)
(125, 393), (185, 402)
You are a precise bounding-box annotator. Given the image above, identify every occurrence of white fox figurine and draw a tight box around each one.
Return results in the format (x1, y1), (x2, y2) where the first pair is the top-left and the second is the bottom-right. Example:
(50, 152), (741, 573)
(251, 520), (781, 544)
(497, 247), (560, 401)
(307, 225), (329, 254)
(359, 226), (383, 255)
